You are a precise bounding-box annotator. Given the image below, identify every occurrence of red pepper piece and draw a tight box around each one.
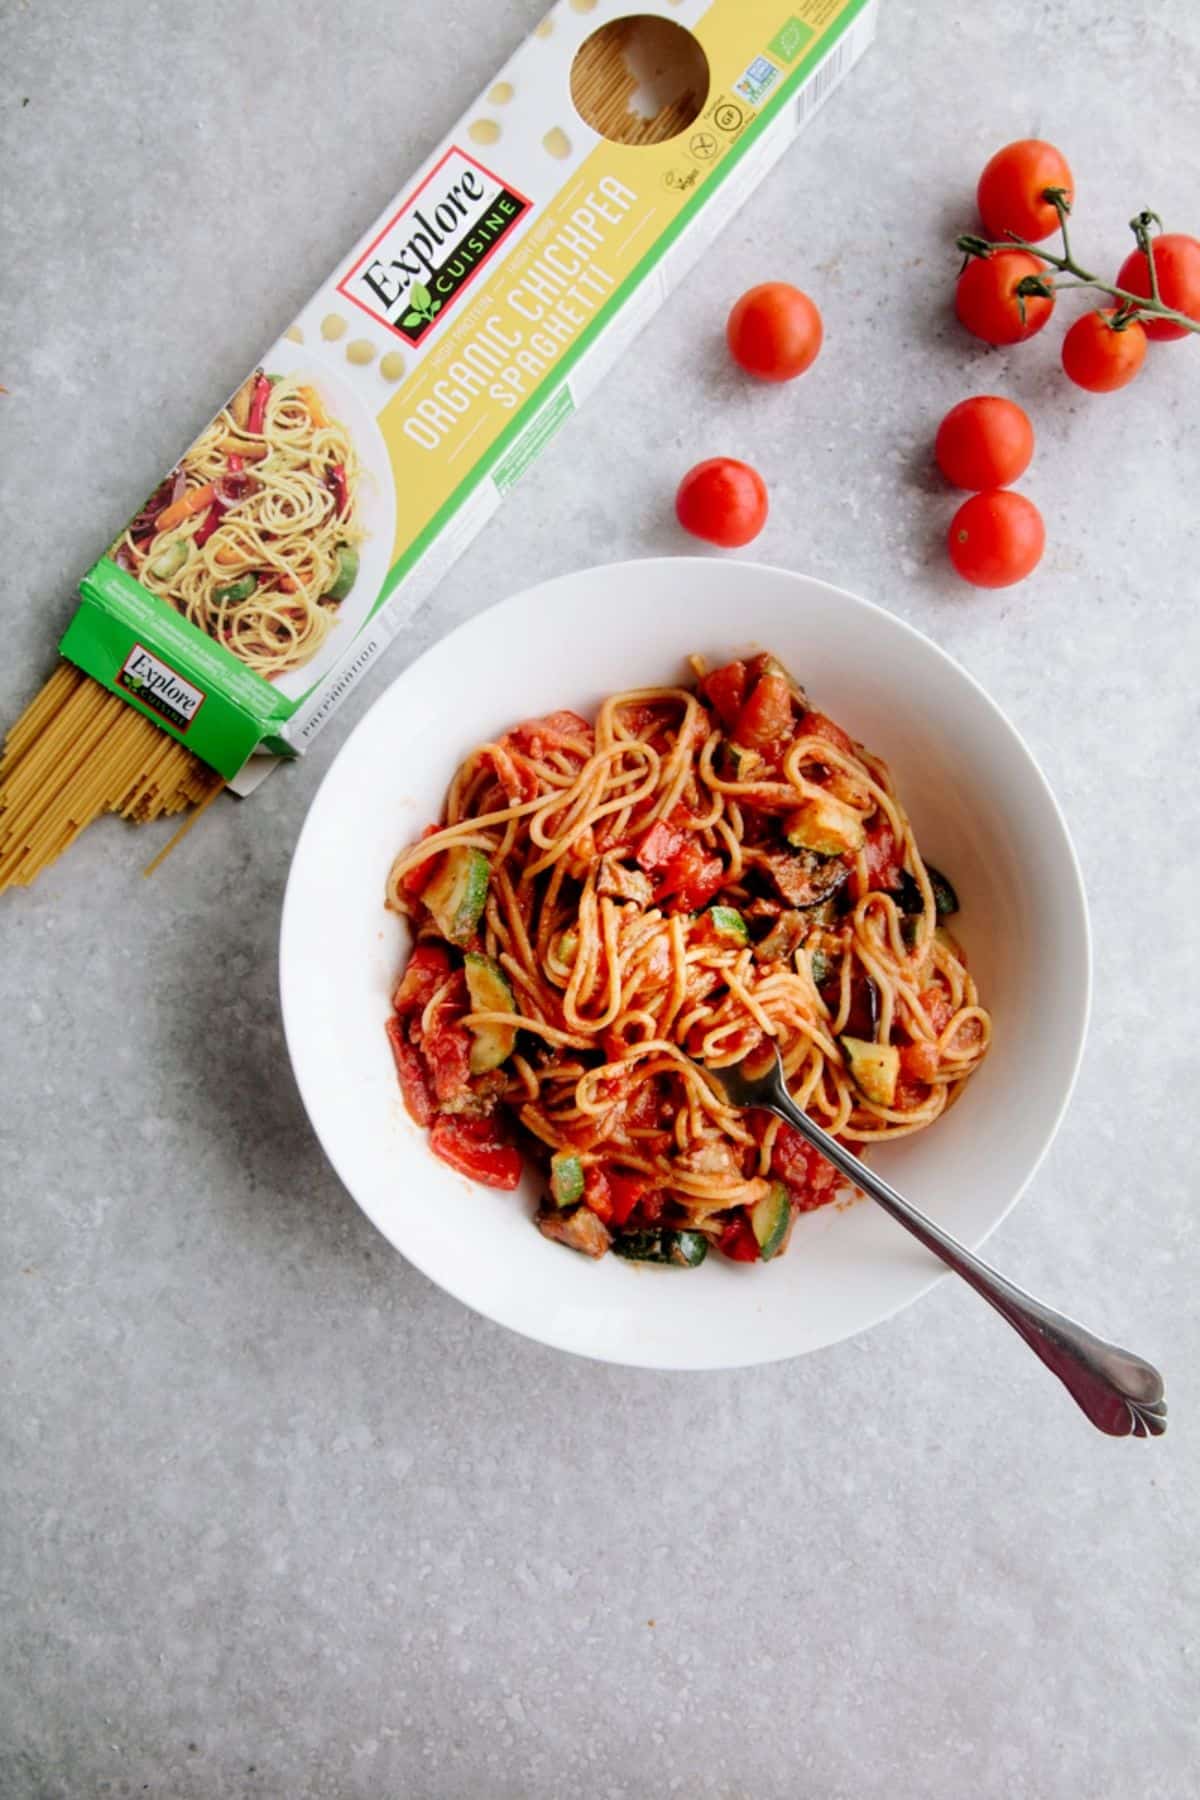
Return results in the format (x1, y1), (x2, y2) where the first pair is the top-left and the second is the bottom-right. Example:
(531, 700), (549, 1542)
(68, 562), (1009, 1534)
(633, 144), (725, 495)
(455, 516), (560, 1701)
(193, 501), (224, 547)
(327, 462), (350, 519)
(246, 373), (272, 435)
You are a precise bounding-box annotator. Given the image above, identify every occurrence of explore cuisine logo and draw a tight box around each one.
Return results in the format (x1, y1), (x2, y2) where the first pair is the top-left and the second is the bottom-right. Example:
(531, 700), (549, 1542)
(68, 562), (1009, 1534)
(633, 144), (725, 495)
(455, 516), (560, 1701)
(117, 644), (205, 733)
(338, 147), (531, 346)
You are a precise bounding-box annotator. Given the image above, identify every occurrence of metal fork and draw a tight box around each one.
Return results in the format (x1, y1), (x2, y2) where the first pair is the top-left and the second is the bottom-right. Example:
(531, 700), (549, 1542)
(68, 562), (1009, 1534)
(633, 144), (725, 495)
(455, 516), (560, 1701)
(694, 1047), (1166, 1438)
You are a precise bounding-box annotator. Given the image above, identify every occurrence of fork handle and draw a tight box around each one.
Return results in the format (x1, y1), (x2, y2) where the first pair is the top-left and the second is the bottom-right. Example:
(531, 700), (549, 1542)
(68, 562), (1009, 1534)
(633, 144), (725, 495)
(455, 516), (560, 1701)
(767, 1090), (1166, 1438)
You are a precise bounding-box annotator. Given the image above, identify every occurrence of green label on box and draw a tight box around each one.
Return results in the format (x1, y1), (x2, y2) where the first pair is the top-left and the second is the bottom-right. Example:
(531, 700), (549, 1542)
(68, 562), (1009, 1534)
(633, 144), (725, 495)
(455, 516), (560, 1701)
(61, 559), (294, 779)
(768, 17), (816, 62)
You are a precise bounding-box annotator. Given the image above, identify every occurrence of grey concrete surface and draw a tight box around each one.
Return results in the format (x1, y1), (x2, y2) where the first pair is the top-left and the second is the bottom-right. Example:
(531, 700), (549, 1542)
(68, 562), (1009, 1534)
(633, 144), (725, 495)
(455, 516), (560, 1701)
(1, 2), (1197, 1796)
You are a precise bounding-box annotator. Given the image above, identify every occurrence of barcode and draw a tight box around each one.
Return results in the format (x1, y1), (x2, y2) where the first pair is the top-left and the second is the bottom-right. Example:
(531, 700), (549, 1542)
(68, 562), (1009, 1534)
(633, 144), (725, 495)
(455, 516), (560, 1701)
(796, 39), (851, 121)
(795, 0), (877, 125)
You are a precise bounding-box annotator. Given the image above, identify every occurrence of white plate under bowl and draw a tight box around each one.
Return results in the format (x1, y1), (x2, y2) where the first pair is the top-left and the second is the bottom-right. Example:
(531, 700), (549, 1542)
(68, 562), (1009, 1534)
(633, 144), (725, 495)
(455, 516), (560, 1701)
(280, 558), (1091, 1370)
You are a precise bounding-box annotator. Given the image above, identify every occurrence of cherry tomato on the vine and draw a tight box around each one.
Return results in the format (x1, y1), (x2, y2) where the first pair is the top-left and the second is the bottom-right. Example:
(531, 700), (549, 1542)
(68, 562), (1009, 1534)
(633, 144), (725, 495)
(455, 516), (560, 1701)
(935, 396), (1034, 490)
(947, 490), (1044, 588)
(676, 458), (768, 548)
(1114, 233), (1200, 342)
(726, 282), (823, 381)
(976, 139), (1074, 244)
(955, 251), (1055, 346)
(1061, 310), (1147, 393)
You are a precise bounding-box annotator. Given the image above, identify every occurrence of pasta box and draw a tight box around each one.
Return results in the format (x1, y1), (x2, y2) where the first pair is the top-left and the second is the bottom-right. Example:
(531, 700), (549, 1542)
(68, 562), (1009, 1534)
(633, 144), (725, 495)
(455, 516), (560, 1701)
(60, 0), (879, 794)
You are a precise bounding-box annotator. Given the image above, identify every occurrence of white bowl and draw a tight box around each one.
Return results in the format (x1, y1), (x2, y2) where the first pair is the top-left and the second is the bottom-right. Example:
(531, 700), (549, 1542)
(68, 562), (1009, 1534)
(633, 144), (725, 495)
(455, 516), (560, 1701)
(279, 558), (1090, 1370)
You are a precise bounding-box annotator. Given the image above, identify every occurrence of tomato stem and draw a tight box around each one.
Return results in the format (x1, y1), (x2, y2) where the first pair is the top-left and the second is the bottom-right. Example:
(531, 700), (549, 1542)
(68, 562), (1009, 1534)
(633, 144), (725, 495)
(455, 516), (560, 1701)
(1130, 211), (1164, 307)
(1047, 188), (1074, 265)
(954, 214), (1200, 336)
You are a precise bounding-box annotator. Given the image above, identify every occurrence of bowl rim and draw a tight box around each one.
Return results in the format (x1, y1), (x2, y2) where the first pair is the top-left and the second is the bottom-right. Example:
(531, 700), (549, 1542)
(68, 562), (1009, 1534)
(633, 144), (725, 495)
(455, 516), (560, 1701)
(279, 555), (1093, 1369)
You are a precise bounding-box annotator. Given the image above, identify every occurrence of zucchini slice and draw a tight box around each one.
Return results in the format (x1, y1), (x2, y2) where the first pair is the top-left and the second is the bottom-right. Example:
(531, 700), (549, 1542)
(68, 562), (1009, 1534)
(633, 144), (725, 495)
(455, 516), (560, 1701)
(148, 537), (191, 581)
(463, 952), (517, 1073)
(424, 846), (489, 947)
(841, 1035), (899, 1107)
(550, 928), (579, 967)
(719, 740), (763, 781)
(707, 904), (749, 944)
(751, 1181), (792, 1261)
(325, 545), (360, 602)
(784, 791), (866, 858)
(612, 1229), (709, 1268)
(549, 1150), (585, 1208)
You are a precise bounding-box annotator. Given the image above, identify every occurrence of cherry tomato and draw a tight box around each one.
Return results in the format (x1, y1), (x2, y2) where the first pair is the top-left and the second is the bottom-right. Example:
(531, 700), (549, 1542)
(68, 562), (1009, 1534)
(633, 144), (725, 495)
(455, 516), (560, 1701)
(606, 1172), (647, 1228)
(976, 139), (1074, 243)
(698, 658), (748, 728)
(676, 458), (768, 548)
(717, 1213), (761, 1262)
(955, 251), (1054, 346)
(947, 490), (1045, 588)
(1061, 310), (1147, 393)
(899, 1039), (941, 1084)
(769, 1123), (838, 1209)
(1115, 233), (1200, 342)
(735, 669), (793, 748)
(863, 817), (904, 891)
(934, 395), (1034, 490)
(385, 1018), (434, 1126)
(391, 941), (452, 1014)
(429, 1114), (523, 1189)
(726, 282), (823, 381)
(799, 710), (856, 758)
(658, 841), (725, 912)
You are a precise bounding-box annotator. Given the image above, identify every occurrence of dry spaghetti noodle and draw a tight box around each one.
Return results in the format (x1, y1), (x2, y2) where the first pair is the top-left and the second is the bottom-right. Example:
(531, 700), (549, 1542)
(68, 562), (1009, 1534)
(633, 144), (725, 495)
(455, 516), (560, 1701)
(384, 653), (990, 1266)
(0, 665), (221, 890)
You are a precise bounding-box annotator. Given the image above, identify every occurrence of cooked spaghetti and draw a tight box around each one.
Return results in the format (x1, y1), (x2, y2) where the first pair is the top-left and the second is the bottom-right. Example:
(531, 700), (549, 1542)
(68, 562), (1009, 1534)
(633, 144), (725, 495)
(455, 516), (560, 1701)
(384, 653), (991, 1267)
(112, 369), (364, 678)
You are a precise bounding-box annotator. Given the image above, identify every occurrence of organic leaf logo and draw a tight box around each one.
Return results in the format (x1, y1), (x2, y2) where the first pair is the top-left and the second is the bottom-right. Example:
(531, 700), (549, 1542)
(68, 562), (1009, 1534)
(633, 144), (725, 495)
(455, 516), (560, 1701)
(403, 281), (442, 329)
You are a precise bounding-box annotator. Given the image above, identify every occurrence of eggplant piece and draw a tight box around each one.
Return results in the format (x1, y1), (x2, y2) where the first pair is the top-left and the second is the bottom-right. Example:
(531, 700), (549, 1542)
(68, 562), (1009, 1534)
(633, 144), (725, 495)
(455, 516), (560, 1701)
(753, 909), (805, 964)
(889, 863), (959, 921)
(536, 1203), (611, 1259)
(889, 868), (924, 914)
(596, 854), (654, 907)
(763, 848), (850, 910)
(926, 864), (960, 918)
(819, 961), (879, 1039)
